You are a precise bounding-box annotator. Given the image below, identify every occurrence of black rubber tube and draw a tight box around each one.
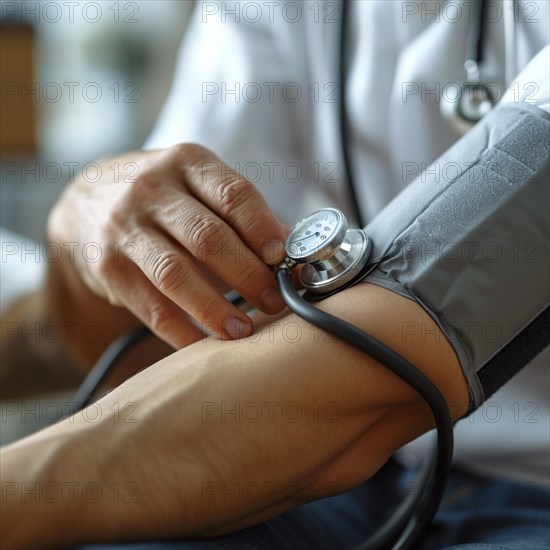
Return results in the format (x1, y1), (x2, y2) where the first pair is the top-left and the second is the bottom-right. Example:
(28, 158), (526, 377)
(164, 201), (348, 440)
(66, 292), (248, 416)
(339, 0), (364, 228)
(67, 326), (153, 415)
(276, 267), (454, 549)
(68, 270), (453, 548)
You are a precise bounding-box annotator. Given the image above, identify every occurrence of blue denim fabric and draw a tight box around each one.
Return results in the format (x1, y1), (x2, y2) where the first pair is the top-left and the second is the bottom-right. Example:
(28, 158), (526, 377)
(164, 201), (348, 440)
(77, 460), (550, 550)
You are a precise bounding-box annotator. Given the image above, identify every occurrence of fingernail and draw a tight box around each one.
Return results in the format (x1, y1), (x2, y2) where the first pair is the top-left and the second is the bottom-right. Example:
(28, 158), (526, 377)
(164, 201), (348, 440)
(261, 240), (285, 265)
(260, 287), (285, 312)
(223, 317), (253, 339)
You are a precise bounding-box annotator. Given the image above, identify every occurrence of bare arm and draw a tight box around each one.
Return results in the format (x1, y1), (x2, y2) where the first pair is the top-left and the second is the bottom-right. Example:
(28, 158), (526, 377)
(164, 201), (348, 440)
(1, 282), (469, 549)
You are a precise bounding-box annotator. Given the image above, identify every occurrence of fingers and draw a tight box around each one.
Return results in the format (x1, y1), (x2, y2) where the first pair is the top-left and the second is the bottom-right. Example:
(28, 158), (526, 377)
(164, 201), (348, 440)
(122, 226), (256, 340)
(156, 189), (286, 314)
(71, 144), (293, 347)
(104, 263), (204, 350)
(170, 144), (289, 265)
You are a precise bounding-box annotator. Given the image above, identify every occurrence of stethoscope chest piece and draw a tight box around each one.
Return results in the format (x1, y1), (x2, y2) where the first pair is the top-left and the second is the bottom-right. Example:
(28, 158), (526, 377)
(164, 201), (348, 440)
(284, 208), (372, 295)
(440, 74), (497, 134)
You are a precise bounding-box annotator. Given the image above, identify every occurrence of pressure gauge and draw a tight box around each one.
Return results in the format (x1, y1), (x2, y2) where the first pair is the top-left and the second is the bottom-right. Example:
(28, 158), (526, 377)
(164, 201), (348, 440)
(285, 207), (347, 263)
(285, 208), (372, 295)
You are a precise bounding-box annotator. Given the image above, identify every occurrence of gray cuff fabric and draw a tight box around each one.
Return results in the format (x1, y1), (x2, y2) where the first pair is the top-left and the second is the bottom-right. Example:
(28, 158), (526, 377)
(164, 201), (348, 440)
(360, 103), (550, 411)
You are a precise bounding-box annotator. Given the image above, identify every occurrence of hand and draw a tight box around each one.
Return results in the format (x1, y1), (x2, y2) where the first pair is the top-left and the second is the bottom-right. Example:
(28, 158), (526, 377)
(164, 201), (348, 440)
(48, 144), (289, 349)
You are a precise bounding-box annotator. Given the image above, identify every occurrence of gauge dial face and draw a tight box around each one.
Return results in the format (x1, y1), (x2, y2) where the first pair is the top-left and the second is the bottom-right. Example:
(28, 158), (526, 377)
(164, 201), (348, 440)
(286, 208), (344, 260)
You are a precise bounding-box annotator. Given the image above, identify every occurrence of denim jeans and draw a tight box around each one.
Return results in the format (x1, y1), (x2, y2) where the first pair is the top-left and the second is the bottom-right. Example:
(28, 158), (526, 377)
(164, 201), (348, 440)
(78, 459), (550, 550)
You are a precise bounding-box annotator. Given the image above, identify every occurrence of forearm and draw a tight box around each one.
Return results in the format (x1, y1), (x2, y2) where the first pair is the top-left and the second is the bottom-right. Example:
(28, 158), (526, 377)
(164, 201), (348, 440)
(1, 283), (469, 548)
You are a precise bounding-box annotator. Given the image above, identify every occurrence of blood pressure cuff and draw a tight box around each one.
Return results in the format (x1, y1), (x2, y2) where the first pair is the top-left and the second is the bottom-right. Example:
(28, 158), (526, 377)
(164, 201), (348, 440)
(360, 103), (550, 412)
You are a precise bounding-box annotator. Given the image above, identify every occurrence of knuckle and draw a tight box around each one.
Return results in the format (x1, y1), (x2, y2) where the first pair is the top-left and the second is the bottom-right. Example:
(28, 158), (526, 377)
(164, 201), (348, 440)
(186, 216), (225, 259)
(150, 252), (189, 294)
(95, 255), (117, 281)
(169, 142), (211, 166)
(101, 192), (132, 236)
(217, 173), (253, 215)
(116, 171), (159, 213)
(170, 142), (202, 157)
(108, 195), (135, 230)
(91, 266), (124, 307)
(104, 204), (127, 235)
(234, 263), (260, 290)
(104, 286), (124, 308)
(172, 143), (220, 188)
(194, 292), (220, 324)
(146, 301), (176, 336)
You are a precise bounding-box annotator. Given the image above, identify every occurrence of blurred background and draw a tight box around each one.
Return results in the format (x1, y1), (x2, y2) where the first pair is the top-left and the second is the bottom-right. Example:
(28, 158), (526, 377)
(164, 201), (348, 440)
(1, 0), (195, 442)
(1, 0), (194, 240)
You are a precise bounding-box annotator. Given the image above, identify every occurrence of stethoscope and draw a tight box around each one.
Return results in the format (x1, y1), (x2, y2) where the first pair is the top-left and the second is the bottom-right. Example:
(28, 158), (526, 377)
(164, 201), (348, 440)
(67, 1), (517, 547)
(70, 206), (452, 550)
(341, 0), (517, 227)
(69, 205), (452, 549)
(440, 0), (518, 134)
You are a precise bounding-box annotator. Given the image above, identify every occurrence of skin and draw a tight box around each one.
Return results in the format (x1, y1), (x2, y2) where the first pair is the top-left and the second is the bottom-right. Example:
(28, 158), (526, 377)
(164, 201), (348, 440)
(46, 144), (290, 370)
(1, 283), (469, 549)
(1, 144), (470, 548)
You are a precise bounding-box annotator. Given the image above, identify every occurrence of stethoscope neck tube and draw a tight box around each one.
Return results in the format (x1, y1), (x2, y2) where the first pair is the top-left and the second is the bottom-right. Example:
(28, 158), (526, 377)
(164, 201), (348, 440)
(275, 266), (454, 549)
